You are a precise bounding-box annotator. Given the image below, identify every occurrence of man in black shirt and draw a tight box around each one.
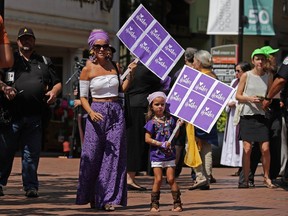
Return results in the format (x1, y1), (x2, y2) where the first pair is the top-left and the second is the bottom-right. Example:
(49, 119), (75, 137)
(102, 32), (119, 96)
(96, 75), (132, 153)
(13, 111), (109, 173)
(263, 56), (288, 185)
(0, 27), (62, 197)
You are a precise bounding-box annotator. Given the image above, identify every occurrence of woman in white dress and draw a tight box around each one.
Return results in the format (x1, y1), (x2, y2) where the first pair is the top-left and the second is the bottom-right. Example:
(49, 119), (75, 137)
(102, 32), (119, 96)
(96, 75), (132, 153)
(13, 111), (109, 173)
(220, 62), (251, 170)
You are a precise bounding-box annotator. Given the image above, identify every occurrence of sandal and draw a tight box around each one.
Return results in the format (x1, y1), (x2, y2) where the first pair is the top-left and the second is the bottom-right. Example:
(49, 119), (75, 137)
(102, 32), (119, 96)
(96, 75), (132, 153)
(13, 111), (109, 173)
(150, 203), (160, 212)
(263, 178), (277, 189)
(171, 203), (183, 212)
(103, 204), (115, 211)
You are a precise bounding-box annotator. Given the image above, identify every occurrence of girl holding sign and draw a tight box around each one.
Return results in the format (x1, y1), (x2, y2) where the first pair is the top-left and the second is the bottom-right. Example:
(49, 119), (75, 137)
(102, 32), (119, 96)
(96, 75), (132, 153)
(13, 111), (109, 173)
(144, 91), (183, 212)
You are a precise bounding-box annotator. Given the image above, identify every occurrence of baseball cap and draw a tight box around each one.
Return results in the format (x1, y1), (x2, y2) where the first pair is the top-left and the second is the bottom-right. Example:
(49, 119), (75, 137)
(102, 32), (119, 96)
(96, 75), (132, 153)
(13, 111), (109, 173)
(17, 27), (35, 39)
(260, 46), (279, 55)
(251, 48), (268, 59)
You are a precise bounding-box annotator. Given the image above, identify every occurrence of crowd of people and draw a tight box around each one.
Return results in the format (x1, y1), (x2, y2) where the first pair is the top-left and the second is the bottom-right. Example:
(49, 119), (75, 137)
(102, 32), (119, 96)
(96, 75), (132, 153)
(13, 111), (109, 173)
(1, 15), (288, 213)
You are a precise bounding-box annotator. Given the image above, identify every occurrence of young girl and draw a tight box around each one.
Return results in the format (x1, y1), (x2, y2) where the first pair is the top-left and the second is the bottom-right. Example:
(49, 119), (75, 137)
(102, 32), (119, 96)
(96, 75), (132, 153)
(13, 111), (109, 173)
(144, 91), (183, 212)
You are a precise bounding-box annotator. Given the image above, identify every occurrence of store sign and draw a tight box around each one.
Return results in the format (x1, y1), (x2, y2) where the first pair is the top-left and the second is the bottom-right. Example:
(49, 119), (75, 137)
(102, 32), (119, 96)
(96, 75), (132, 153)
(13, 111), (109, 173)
(211, 44), (238, 84)
(244, 0), (275, 35)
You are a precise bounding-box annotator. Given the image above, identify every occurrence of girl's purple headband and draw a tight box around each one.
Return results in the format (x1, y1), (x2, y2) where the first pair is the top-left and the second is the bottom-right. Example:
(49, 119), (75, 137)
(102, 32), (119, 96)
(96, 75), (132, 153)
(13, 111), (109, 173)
(88, 29), (109, 50)
(147, 91), (167, 105)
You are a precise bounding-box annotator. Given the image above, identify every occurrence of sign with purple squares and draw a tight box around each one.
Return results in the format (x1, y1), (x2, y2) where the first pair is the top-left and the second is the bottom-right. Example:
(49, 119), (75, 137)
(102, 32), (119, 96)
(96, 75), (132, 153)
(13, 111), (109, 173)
(132, 5), (154, 31)
(177, 91), (204, 122)
(193, 100), (222, 132)
(167, 65), (235, 133)
(193, 75), (215, 96)
(166, 84), (188, 114)
(148, 22), (168, 46)
(149, 51), (173, 78)
(117, 4), (184, 80)
(117, 20), (143, 50)
(133, 35), (158, 64)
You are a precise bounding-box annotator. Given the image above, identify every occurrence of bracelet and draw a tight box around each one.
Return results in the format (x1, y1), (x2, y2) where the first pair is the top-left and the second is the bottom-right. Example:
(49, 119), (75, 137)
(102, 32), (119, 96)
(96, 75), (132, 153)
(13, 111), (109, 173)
(88, 110), (92, 115)
(264, 97), (272, 101)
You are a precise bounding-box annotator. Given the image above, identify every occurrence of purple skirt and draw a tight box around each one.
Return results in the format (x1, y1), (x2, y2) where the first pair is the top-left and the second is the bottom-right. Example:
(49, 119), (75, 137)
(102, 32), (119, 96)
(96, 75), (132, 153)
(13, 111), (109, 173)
(76, 101), (127, 208)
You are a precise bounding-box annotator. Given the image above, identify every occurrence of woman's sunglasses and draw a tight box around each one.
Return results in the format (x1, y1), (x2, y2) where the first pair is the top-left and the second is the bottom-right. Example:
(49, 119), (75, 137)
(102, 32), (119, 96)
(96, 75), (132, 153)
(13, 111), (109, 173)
(93, 44), (110, 50)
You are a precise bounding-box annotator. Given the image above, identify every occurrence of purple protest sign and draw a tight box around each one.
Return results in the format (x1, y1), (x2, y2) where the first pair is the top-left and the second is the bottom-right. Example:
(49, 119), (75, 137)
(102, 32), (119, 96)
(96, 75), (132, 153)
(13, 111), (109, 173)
(132, 6), (154, 31)
(133, 35), (158, 64)
(193, 74), (215, 96)
(177, 66), (199, 88)
(209, 82), (232, 104)
(117, 4), (184, 80)
(163, 38), (184, 61)
(177, 91), (204, 122)
(117, 20), (143, 49)
(149, 51), (173, 78)
(166, 84), (188, 114)
(193, 100), (222, 131)
(148, 22), (168, 46)
(167, 65), (234, 133)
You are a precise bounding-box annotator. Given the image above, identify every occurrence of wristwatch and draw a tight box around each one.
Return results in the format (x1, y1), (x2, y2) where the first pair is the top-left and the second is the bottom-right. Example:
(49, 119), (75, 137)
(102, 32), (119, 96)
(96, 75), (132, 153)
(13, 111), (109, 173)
(264, 97), (272, 101)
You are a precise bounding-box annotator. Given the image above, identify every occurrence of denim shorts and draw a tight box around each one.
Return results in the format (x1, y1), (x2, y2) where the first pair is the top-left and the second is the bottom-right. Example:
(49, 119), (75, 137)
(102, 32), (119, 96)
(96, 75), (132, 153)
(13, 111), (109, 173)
(151, 160), (176, 168)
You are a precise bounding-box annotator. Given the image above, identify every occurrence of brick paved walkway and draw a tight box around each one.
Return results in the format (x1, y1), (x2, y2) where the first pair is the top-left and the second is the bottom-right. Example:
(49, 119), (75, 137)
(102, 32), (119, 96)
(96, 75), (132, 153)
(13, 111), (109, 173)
(0, 156), (287, 215)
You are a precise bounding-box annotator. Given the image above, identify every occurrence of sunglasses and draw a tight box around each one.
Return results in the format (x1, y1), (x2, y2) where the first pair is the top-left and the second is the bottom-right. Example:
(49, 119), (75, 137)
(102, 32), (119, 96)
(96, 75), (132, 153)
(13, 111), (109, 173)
(235, 69), (241, 73)
(93, 44), (110, 50)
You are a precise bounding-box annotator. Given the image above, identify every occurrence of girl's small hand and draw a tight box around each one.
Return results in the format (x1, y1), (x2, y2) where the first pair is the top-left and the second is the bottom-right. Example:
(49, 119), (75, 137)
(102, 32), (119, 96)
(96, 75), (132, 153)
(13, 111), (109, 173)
(161, 141), (171, 149)
(89, 111), (103, 122)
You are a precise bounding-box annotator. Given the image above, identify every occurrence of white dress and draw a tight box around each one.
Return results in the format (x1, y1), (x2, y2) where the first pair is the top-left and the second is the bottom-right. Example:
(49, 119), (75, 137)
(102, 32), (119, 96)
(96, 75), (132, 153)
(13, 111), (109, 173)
(220, 78), (243, 167)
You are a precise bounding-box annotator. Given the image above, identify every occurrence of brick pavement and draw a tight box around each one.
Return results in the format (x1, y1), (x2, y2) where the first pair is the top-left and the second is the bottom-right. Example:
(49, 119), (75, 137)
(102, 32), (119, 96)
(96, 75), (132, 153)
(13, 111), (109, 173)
(0, 156), (287, 216)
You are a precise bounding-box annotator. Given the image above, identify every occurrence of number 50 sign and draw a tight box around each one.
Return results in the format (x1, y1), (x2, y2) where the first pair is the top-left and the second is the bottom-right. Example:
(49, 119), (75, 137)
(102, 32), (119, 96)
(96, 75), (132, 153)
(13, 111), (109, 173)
(244, 0), (275, 36)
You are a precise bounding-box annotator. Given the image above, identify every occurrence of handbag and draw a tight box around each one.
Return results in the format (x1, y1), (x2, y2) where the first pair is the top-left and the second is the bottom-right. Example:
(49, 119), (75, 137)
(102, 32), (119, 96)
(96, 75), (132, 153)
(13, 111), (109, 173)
(233, 72), (249, 126)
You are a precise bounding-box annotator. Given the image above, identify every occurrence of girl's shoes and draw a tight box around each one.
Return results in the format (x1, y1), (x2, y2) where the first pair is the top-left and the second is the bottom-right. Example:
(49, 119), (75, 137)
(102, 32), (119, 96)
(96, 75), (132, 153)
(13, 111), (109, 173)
(263, 178), (277, 189)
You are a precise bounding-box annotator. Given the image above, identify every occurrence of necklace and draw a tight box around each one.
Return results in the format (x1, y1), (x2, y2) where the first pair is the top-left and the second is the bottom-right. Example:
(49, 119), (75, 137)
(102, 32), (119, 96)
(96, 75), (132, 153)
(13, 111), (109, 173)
(154, 116), (166, 121)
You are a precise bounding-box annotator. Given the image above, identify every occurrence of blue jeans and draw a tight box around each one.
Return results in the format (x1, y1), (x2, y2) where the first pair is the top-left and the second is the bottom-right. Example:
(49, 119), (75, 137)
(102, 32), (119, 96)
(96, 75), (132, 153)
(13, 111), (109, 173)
(0, 115), (42, 191)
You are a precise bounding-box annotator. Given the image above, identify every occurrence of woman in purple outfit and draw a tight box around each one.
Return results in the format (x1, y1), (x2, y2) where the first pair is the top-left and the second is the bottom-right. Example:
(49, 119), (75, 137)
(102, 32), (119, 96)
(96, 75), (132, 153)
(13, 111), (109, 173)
(76, 29), (137, 211)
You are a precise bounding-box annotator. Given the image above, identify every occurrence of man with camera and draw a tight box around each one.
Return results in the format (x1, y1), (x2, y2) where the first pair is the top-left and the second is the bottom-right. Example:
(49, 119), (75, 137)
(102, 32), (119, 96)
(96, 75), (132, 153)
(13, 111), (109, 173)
(0, 27), (62, 197)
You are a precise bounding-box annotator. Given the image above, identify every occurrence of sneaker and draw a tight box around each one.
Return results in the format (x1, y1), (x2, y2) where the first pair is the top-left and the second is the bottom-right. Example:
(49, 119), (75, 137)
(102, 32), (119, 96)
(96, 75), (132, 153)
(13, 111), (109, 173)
(209, 175), (216, 184)
(199, 184), (210, 190)
(188, 178), (207, 190)
(25, 188), (39, 198)
(248, 181), (255, 188)
(0, 185), (4, 196)
(238, 183), (249, 189)
(282, 177), (288, 185)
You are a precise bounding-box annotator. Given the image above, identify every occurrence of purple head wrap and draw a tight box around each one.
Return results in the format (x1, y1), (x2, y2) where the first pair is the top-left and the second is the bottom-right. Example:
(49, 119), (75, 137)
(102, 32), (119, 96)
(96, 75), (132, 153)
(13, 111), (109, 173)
(147, 91), (167, 105)
(88, 29), (109, 50)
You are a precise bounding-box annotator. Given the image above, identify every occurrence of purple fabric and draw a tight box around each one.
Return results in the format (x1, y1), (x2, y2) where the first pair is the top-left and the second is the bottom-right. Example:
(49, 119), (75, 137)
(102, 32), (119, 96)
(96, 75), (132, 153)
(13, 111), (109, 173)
(76, 101), (127, 208)
(88, 29), (109, 50)
(144, 116), (176, 162)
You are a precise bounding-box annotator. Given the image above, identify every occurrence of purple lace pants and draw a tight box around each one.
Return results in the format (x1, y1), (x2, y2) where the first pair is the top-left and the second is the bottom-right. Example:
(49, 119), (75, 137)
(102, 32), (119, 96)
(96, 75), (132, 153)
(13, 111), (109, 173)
(76, 101), (127, 208)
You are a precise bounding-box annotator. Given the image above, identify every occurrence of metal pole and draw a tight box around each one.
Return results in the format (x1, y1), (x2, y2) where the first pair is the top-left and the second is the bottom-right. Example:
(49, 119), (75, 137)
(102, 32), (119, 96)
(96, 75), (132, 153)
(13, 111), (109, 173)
(0, 0), (4, 18)
(238, 0), (244, 63)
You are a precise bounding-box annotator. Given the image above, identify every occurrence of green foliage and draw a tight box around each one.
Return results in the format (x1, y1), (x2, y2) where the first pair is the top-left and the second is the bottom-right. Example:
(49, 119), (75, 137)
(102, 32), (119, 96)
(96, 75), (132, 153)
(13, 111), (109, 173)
(217, 111), (227, 133)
